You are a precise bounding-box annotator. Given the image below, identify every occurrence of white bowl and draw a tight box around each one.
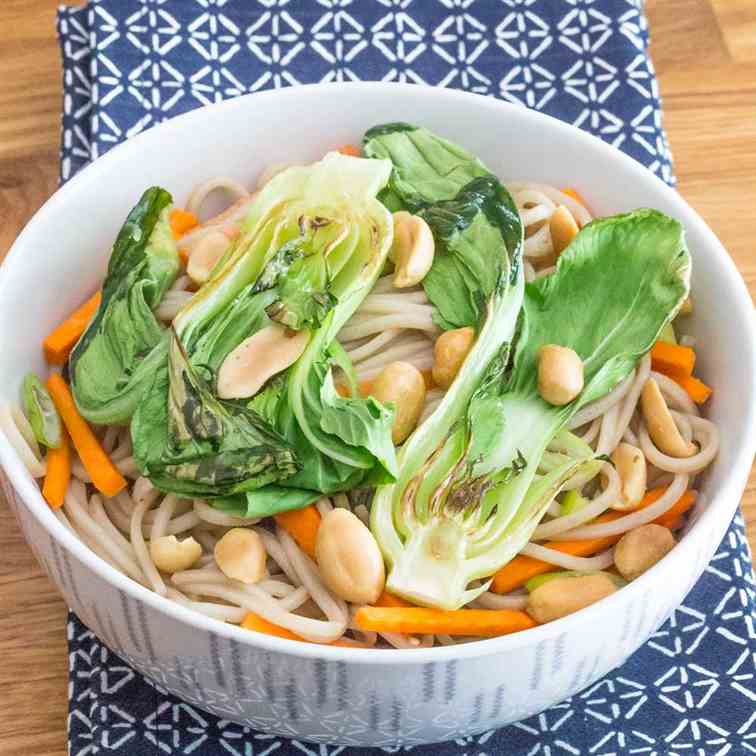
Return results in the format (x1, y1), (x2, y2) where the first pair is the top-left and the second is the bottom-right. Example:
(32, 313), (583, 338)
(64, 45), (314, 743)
(1, 83), (754, 747)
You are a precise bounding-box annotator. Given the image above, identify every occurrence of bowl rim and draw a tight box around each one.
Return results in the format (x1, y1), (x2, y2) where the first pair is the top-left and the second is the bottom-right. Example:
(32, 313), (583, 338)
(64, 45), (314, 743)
(1, 81), (755, 664)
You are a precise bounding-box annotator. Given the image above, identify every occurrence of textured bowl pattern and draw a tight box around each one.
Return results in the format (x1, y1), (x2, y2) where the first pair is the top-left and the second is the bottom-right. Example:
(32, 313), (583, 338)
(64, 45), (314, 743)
(0, 467), (728, 746)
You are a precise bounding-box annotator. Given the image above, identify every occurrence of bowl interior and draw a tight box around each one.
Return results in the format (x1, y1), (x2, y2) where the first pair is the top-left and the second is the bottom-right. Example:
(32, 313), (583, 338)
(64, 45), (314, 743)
(1, 83), (754, 655)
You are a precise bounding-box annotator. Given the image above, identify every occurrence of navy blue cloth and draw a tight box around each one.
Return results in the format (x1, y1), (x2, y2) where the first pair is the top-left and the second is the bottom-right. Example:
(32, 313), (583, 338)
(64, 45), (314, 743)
(57, 2), (755, 753)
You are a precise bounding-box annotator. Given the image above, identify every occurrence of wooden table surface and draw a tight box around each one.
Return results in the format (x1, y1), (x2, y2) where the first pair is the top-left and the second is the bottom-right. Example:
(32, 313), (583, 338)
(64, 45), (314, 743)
(1, 1), (754, 753)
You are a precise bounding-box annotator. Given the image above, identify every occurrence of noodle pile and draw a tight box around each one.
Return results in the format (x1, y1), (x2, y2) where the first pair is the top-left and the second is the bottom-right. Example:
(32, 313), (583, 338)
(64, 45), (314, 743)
(0, 169), (719, 649)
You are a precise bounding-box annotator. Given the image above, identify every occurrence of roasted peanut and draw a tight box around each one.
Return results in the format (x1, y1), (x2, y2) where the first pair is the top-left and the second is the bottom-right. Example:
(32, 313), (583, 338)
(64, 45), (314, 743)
(550, 205), (580, 256)
(187, 230), (231, 285)
(150, 535), (202, 574)
(641, 378), (697, 457)
(538, 345), (584, 406)
(370, 361), (426, 444)
(315, 509), (385, 604)
(214, 528), (267, 584)
(432, 327), (475, 390)
(526, 573), (618, 623)
(390, 211), (435, 288)
(217, 323), (310, 399)
(614, 524), (675, 580)
(611, 443), (647, 510)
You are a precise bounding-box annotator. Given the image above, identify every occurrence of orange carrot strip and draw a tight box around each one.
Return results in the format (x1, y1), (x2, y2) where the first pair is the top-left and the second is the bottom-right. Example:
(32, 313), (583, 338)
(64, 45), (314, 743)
(241, 613), (369, 647)
(654, 364), (713, 404)
(358, 379), (374, 398)
(492, 526), (622, 594)
(41, 428), (71, 509)
(561, 187), (589, 210)
(492, 487), (690, 593)
(651, 341), (695, 377)
(169, 208), (199, 239)
(241, 612), (304, 641)
(373, 590), (412, 608)
(43, 292), (102, 365)
(46, 373), (127, 498)
(654, 490), (696, 529)
(676, 374), (712, 404)
(354, 606), (537, 637)
(274, 505), (321, 558)
(336, 144), (361, 157)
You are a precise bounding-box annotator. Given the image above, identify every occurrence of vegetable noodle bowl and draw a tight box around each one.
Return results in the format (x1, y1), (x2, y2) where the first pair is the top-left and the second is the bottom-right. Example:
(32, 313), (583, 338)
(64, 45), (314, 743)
(1, 124), (719, 649)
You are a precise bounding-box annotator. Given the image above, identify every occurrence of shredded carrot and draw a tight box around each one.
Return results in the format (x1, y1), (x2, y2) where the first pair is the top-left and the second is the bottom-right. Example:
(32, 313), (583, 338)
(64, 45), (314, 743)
(358, 378), (374, 397)
(43, 292), (102, 365)
(242, 612), (304, 641)
(653, 364), (713, 404)
(178, 247), (190, 266)
(274, 505), (321, 558)
(354, 606), (537, 637)
(46, 373), (127, 498)
(169, 208), (199, 239)
(492, 525), (621, 594)
(654, 490), (696, 529)
(241, 612), (367, 647)
(41, 428), (71, 509)
(373, 590), (412, 608)
(679, 374), (712, 404)
(336, 144), (361, 157)
(651, 341), (695, 376)
(492, 487), (694, 593)
(561, 187), (589, 211)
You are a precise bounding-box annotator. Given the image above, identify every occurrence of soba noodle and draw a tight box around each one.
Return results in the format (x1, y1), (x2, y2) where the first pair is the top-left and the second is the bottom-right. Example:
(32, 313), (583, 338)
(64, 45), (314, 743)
(3, 167), (720, 649)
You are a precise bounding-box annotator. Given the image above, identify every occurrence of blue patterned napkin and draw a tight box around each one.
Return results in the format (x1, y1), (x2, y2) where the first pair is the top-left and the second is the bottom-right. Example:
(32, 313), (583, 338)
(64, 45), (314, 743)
(57, 2), (754, 753)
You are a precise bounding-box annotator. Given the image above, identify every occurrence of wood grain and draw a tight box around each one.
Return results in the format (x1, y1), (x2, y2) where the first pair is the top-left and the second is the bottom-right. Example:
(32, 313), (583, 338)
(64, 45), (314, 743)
(0, 1), (754, 754)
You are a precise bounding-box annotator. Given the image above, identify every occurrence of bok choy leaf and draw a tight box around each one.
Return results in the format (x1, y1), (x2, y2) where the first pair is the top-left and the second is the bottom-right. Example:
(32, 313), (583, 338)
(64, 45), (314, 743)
(362, 123), (525, 488)
(371, 209), (691, 610)
(364, 123), (521, 330)
(131, 153), (399, 500)
(132, 334), (298, 497)
(70, 187), (179, 424)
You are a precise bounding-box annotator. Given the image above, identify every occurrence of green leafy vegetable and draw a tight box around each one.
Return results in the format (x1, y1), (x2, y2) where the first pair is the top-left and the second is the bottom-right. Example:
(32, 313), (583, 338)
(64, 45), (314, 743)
(363, 123), (489, 211)
(22, 373), (62, 448)
(419, 178), (524, 329)
(362, 122), (525, 510)
(270, 247), (336, 330)
(273, 355), (397, 493)
(132, 335), (298, 497)
(132, 153), (399, 501)
(214, 486), (321, 519)
(371, 209), (691, 610)
(364, 123), (520, 330)
(70, 187), (179, 424)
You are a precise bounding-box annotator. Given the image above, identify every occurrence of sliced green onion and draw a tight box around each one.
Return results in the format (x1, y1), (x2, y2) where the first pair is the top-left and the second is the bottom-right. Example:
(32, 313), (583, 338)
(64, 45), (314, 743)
(22, 373), (62, 449)
(525, 569), (627, 593)
(560, 489), (588, 517)
(525, 571), (578, 593)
